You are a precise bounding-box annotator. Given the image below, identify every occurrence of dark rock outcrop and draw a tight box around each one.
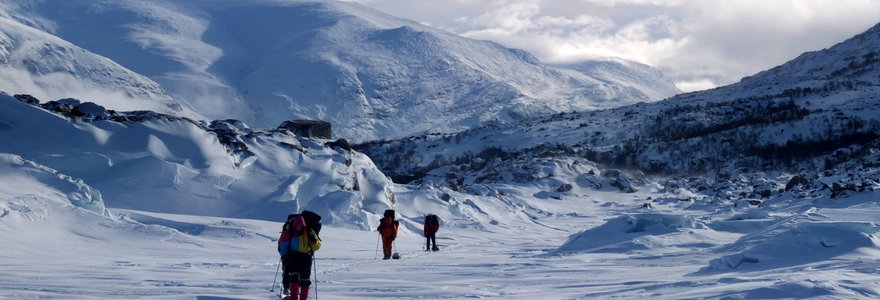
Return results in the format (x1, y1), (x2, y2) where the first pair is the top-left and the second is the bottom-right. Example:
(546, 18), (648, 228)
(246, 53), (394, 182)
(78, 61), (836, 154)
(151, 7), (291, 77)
(42, 98), (81, 114)
(13, 94), (40, 105)
(278, 120), (332, 139)
(326, 138), (352, 152)
(72, 102), (111, 118)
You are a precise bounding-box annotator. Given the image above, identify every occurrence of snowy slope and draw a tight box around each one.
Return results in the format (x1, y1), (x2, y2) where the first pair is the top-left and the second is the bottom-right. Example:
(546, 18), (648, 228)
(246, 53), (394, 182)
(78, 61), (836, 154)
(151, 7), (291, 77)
(2, 0), (679, 141)
(0, 93), (396, 227)
(554, 57), (680, 102)
(0, 12), (195, 118)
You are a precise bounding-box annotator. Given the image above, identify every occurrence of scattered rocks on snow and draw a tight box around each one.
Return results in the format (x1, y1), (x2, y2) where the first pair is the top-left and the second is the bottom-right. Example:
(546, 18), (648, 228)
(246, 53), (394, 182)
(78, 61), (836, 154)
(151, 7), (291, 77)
(556, 183), (573, 193)
(603, 169), (638, 193)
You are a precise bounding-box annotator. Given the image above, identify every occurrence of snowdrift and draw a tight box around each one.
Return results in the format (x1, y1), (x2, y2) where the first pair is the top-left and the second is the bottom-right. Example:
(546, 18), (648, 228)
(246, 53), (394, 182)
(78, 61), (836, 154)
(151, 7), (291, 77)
(0, 153), (106, 216)
(557, 214), (713, 253)
(703, 219), (880, 272)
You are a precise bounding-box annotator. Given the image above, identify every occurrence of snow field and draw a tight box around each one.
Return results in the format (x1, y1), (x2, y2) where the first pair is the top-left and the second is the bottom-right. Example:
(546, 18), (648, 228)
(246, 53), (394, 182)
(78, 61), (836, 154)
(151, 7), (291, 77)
(3, 157), (880, 299)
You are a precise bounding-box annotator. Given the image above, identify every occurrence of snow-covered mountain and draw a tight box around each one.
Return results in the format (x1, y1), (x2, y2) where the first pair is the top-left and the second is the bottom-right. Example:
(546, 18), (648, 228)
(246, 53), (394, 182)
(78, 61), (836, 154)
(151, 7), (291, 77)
(357, 22), (880, 189)
(0, 0), (679, 142)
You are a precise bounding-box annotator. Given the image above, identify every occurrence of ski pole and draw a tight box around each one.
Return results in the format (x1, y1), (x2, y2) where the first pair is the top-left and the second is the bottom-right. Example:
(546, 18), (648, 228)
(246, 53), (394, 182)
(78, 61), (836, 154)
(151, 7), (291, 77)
(313, 254), (318, 300)
(270, 257), (281, 292)
(374, 234), (380, 259)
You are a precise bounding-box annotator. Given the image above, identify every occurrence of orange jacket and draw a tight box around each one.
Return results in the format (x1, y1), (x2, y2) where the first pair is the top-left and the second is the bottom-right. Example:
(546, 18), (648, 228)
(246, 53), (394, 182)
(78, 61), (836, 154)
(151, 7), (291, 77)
(377, 216), (399, 238)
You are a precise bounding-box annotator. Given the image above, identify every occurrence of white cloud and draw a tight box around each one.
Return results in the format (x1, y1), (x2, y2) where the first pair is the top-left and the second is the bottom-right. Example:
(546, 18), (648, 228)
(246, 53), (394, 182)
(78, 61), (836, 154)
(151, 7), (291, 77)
(354, 0), (880, 90)
(674, 79), (716, 92)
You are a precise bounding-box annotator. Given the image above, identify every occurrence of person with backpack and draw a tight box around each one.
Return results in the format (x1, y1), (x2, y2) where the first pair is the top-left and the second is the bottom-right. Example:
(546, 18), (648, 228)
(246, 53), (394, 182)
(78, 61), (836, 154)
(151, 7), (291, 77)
(377, 209), (399, 260)
(424, 214), (440, 251)
(278, 214), (321, 300)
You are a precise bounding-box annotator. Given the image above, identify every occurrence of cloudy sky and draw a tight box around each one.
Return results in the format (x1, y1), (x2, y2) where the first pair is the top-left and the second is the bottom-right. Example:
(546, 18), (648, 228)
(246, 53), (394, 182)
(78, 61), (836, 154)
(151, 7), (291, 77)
(351, 0), (880, 91)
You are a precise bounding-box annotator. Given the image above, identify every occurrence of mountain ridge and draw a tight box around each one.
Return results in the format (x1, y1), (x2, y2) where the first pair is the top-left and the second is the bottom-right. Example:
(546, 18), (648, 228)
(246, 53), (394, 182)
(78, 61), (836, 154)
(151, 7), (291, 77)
(355, 20), (880, 191)
(1, 0), (680, 142)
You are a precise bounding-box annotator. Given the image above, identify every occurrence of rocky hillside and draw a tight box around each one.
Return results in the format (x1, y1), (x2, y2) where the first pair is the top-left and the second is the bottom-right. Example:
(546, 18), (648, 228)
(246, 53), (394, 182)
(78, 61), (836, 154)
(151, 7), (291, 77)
(356, 22), (880, 202)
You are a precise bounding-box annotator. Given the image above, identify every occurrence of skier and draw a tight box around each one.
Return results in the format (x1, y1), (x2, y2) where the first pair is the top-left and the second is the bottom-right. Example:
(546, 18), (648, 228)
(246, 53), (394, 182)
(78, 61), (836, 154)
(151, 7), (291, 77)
(377, 210), (399, 259)
(424, 214), (440, 251)
(278, 214), (296, 292)
(278, 214), (321, 300)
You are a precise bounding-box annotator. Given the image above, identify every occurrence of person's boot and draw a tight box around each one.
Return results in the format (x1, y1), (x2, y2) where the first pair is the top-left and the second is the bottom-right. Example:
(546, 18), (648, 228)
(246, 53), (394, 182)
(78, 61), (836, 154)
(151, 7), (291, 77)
(383, 249), (391, 259)
(299, 286), (309, 300)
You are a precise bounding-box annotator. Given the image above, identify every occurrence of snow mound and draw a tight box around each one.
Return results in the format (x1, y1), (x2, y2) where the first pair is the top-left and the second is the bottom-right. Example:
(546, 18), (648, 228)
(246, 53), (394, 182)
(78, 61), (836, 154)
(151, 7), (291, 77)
(0, 153), (106, 216)
(703, 221), (880, 272)
(558, 214), (710, 253)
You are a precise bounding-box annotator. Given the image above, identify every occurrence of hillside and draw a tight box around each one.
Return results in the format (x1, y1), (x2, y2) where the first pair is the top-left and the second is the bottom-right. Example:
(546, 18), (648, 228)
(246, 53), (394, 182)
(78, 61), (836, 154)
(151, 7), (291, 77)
(357, 22), (880, 189)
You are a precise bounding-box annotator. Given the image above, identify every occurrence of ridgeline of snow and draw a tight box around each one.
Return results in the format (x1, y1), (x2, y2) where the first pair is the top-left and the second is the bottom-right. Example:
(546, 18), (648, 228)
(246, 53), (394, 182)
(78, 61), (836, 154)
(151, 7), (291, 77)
(1, 0), (679, 141)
